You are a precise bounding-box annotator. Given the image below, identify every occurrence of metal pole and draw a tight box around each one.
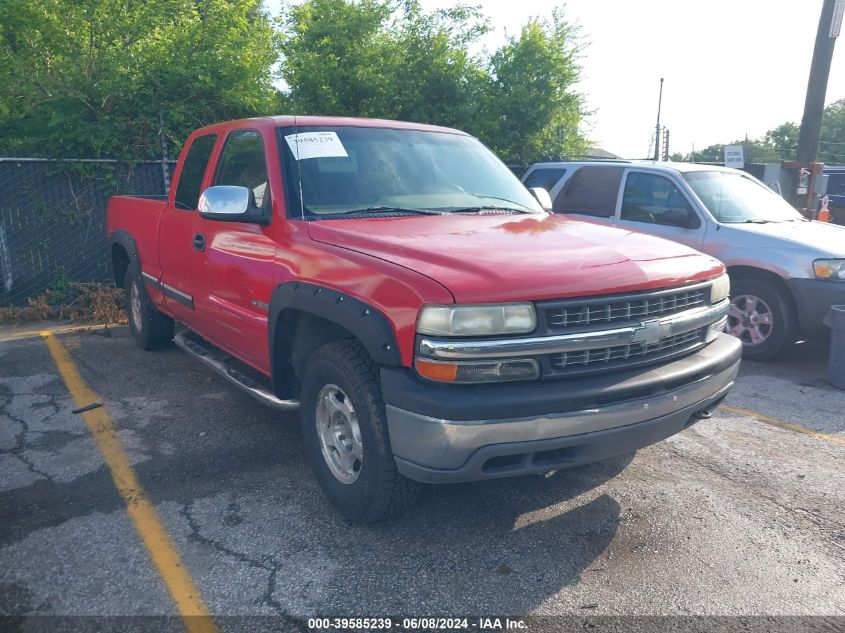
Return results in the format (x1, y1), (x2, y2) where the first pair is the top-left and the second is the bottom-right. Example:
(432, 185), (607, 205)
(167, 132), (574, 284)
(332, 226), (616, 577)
(159, 111), (171, 195)
(654, 78), (664, 161)
(792, 0), (839, 207)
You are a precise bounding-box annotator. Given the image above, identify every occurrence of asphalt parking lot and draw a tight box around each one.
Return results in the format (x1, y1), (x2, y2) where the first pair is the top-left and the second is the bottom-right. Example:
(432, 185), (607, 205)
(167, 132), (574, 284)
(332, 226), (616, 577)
(1, 324), (844, 626)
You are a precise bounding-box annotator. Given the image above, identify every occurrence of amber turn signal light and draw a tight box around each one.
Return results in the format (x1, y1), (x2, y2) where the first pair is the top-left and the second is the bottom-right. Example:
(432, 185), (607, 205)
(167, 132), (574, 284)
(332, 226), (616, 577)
(415, 358), (459, 382)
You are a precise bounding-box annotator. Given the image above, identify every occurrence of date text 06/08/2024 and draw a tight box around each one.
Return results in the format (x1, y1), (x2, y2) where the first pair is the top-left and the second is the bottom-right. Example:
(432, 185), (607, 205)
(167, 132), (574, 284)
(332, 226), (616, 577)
(307, 617), (528, 631)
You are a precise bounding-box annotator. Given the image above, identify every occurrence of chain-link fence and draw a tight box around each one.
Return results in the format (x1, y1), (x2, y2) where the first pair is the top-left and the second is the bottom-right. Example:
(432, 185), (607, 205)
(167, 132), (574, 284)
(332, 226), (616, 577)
(0, 158), (174, 306)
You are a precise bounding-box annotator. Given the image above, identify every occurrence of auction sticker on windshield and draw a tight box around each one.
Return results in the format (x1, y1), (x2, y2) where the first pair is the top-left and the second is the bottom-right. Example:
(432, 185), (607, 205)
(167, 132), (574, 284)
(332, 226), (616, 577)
(285, 131), (348, 160)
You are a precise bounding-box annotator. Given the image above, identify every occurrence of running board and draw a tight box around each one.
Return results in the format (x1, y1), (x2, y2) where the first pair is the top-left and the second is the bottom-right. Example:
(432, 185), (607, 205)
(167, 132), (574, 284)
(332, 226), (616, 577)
(174, 331), (299, 411)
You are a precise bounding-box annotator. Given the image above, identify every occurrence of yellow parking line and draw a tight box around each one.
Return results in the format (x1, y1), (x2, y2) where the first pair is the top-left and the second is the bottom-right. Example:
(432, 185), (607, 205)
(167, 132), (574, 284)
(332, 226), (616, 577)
(721, 404), (845, 447)
(42, 332), (218, 633)
(0, 323), (119, 343)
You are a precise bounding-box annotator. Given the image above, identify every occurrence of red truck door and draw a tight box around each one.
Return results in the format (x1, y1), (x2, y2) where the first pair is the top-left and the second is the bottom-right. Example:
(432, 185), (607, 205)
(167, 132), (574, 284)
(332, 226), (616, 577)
(193, 128), (278, 373)
(158, 132), (218, 325)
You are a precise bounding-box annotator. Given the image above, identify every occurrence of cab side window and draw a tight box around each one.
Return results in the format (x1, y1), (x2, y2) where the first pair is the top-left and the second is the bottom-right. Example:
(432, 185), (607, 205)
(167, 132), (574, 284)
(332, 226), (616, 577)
(174, 134), (217, 210)
(553, 166), (623, 216)
(621, 172), (695, 226)
(215, 131), (270, 208)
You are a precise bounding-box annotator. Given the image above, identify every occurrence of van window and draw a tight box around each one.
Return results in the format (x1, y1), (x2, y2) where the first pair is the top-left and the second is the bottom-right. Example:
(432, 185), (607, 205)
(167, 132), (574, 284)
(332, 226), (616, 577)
(524, 167), (566, 191)
(621, 172), (694, 225)
(174, 134), (217, 210)
(553, 166), (624, 216)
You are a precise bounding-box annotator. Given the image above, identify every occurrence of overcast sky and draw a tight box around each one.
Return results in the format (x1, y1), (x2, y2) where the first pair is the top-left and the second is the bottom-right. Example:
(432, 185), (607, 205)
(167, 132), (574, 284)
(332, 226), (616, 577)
(265, 0), (845, 160)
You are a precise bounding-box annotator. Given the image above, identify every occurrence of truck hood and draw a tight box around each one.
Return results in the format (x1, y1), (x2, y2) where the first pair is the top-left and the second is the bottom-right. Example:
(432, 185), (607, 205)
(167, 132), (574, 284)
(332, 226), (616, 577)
(725, 219), (845, 257)
(308, 214), (723, 303)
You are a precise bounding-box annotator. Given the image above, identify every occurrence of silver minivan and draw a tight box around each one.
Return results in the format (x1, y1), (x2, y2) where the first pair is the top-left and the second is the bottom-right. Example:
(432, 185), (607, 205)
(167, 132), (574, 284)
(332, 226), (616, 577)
(522, 160), (845, 359)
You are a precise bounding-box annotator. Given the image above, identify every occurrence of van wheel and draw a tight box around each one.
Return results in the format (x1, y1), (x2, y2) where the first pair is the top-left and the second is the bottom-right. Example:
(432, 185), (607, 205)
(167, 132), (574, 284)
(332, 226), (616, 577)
(726, 277), (795, 360)
(124, 268), (174, 350)
(300, 339), (421, 523)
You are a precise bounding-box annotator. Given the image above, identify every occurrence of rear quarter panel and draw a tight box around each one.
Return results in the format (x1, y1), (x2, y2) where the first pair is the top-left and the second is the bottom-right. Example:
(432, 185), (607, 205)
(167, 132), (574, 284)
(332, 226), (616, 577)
(106, 195), (167, 276)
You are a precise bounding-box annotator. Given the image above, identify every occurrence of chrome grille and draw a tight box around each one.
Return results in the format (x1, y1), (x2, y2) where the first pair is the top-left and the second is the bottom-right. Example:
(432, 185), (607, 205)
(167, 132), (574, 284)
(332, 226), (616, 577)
(549, 327), (707, 375)
(545, 287), (707, 330)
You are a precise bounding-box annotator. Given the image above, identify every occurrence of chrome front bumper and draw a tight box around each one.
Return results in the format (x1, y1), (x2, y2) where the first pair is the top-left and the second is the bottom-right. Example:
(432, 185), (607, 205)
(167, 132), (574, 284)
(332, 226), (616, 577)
(385, 333), (741, 483)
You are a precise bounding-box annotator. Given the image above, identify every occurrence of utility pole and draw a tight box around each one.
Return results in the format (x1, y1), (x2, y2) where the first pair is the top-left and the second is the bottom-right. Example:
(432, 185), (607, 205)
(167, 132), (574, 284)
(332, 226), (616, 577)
(663, 129), (671, 162)
(791, 0), (841, 208)
(653, 78), (664, 161)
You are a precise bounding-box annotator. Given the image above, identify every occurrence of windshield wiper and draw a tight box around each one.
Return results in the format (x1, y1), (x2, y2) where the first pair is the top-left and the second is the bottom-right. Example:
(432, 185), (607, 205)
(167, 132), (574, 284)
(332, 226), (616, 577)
(336, 206), (445, 216)
(462, 193), (535, 211)
(449, 205), (533, 214)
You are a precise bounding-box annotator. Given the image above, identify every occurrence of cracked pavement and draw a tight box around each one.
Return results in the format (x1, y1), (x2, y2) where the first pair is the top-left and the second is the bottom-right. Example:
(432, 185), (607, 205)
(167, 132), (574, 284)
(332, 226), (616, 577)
(0, 327), (843, 620)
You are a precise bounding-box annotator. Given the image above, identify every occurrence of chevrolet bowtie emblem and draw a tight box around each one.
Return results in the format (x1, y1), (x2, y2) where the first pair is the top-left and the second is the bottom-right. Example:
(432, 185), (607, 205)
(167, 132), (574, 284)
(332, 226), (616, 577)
(632, 319), (672, 345)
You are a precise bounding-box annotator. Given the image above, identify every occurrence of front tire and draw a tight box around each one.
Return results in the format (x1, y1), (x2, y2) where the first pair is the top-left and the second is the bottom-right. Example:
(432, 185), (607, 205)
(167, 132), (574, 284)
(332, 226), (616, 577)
(300, 339), (421, 523)
(726, 276), (796, 360)
(124, 268), (174, 350)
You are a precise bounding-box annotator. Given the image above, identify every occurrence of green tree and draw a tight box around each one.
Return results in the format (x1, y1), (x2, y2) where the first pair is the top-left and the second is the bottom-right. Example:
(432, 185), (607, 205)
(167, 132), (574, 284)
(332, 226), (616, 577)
(279, 0), (395, 117)
(764, 122), (799, 159)
(0, 0), (278, 160)
(819, 98), (845, 164)
(683, 99), (845, 165)
(483, 12), (588, 164)
(279, 0), (490, 128)
(388, 2), (490, 130)
(278, 0), (588, 164)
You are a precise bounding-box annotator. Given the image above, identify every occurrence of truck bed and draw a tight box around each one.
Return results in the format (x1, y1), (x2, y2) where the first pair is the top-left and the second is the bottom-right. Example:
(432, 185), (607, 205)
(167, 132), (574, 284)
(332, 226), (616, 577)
(106, 195), (167, 276)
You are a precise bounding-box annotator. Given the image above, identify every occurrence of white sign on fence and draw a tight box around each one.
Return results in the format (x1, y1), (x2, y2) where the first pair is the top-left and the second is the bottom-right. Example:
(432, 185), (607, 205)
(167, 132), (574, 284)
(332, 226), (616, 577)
(724, 145), (745, 169)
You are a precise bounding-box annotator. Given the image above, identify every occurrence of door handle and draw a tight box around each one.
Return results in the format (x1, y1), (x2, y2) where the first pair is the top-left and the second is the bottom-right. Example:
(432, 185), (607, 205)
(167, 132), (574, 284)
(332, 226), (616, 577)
(193, 233), (206, 252)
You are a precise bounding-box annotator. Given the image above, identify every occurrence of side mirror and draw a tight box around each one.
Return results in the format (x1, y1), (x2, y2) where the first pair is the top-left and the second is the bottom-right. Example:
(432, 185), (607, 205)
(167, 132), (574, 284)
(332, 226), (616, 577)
(529, 187), (553, 212)
(662, 207), (699, 229)
(198, 186), (268, 224)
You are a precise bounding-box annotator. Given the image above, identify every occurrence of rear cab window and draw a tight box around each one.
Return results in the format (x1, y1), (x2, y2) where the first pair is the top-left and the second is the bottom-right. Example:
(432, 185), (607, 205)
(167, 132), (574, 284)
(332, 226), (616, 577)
(553, 166), (624, 217)
(174, 134), (217, 210)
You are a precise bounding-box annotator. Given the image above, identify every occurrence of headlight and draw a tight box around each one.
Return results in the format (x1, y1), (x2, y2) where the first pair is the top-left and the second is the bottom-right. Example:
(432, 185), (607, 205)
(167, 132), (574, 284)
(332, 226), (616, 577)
(710, 274), (731, 303)
(417, 303), (536, 336)
(813, 259), (845, 281)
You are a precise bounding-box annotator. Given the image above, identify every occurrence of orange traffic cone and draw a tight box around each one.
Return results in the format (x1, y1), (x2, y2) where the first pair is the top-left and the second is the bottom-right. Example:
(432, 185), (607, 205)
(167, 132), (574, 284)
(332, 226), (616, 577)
(818, 196), (831, 223)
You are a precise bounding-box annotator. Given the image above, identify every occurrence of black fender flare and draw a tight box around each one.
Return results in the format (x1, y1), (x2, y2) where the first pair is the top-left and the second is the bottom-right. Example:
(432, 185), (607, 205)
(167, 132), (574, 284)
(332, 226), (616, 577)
(110, 230), (140, 286)
(268, 282), (402, 396)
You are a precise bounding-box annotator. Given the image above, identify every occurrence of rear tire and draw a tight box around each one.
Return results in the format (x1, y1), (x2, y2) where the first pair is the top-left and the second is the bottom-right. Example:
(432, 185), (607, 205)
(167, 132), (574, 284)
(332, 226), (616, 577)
(300, 339), (421, 523)
(726, 276), (796, 360)
(125, 267), (174, 350)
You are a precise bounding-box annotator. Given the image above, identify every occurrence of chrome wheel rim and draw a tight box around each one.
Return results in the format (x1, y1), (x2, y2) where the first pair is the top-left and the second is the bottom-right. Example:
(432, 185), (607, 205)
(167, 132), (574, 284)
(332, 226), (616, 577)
(726, 294), (773, 347)
(315, 384), (363, 484)
(130, 281), (142, 332)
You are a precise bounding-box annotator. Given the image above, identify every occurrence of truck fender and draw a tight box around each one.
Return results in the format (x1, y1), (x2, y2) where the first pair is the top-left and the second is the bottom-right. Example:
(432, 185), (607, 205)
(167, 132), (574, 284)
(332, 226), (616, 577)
(110, 230), (140, 288)
(268, 282), (402, 398)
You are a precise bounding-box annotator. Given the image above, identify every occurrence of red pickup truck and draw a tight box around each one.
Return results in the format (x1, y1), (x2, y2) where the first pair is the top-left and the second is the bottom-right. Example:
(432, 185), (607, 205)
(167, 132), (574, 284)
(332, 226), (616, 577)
(107, 116), (741, 522)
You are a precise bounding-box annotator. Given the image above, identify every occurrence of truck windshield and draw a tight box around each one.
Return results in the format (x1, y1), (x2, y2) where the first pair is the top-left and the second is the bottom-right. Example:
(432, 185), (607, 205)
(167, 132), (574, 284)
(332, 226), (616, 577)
(683, 171), (804, 224)
(278, 126), (542, 218)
